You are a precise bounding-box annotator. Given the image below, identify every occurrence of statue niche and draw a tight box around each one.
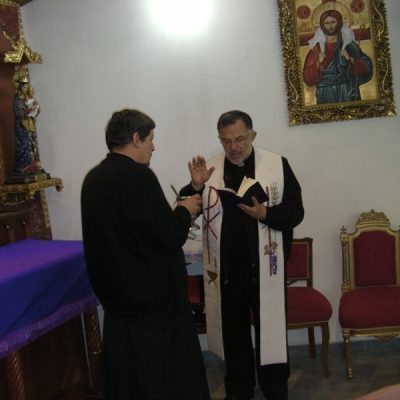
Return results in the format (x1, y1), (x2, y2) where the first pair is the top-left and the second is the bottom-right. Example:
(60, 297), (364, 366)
(0, 0), (46, 184)
(0, 1), (62, 241)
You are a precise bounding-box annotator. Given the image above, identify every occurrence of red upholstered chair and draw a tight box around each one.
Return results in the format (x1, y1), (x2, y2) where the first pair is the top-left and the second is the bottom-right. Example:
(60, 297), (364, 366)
(339, 210), (400, 379)
(286, 237), (333, 377)
(187, 275), (206, 334)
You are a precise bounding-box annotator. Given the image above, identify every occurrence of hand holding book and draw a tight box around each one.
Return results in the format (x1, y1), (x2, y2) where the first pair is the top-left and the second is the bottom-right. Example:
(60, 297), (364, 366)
(237, 196), (268, 220)
(217, 177), (269, 216)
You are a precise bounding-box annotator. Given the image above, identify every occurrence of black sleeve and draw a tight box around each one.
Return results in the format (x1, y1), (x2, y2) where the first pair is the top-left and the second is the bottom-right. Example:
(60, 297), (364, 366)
(261, 157), (304, 231)
(179, 183), (203, 197)
(123, 166), (192, 251)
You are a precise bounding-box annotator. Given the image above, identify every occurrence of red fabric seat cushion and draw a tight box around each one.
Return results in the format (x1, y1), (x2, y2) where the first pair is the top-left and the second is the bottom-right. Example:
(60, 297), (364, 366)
(187, 275), (203, 304)
(339, 286), (400, 329)
(287, 287), (332, 324)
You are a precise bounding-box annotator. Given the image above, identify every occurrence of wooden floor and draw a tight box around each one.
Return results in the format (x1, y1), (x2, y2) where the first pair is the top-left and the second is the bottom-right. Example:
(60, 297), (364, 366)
(204, 338), (400, 400)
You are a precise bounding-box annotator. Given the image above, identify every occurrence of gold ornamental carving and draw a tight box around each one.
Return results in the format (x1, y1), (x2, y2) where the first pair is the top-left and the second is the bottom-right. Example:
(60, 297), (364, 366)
(3, 33), (43, 64)
(0, 177), (63, 204)
(356, 209), (390, 229)
(0, 0), (43, 64)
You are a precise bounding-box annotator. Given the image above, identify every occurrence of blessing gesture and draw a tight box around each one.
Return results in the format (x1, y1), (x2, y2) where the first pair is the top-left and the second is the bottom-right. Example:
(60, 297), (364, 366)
(188, 155), (215, 191)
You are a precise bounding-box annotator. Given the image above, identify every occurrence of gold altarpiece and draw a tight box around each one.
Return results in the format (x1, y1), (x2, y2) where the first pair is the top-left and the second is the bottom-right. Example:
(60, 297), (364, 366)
(0, 2), (103, 399)
(0, 0), (62, 239)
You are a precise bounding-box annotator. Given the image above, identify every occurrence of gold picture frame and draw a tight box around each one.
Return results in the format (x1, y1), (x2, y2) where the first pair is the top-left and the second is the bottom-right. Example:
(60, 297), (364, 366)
(278, 0), (396, 126)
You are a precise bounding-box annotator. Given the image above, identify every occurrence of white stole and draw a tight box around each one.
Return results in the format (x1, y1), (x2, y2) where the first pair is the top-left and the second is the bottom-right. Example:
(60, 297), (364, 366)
(202, 148), (287, 365)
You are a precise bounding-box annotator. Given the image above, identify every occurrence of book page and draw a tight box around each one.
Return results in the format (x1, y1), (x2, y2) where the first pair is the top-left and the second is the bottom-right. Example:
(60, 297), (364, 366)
(237, 177), (258, 197)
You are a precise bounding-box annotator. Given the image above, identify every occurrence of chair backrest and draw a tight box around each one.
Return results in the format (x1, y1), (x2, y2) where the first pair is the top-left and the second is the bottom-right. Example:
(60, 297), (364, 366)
(340, 210), (400, 293)
(286, 237), (313, 287)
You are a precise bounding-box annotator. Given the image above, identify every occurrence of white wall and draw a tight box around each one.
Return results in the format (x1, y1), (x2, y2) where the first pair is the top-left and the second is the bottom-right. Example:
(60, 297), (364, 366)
(21, 0), (400, 346)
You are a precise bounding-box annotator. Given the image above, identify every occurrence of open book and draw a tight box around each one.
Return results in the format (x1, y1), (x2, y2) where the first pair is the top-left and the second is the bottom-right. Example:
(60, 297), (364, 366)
(217, 177), (269, 212)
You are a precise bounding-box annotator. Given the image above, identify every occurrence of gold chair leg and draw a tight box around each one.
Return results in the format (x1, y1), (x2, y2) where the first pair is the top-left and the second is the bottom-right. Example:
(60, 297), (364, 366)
(307, 327), (316, 358)
(343, 331), (353, 379)
(321, 322), (330, 377)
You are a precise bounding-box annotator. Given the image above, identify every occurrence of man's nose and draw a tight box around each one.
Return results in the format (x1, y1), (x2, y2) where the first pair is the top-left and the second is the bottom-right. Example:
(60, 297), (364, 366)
(230, 141), (240, 150)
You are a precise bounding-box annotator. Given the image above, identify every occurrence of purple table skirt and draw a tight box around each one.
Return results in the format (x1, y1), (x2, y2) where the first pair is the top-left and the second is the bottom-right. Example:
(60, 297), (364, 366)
(0, 239), (98, 358)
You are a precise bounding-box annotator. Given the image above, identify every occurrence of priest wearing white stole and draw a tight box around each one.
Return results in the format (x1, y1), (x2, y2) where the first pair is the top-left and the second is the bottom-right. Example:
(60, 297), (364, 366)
(180, 110), (304, 400)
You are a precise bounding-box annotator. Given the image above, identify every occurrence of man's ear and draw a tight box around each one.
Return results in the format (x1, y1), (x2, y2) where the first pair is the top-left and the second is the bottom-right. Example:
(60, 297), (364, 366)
(131, 132), (141, 147)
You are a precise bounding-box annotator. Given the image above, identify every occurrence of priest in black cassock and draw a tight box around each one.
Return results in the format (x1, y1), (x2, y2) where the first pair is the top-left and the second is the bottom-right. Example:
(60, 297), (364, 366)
(81, 109), (210, 400)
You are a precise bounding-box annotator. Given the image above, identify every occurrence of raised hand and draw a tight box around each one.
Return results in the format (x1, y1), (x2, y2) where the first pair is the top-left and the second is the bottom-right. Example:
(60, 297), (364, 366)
(188, 155), (215, 191)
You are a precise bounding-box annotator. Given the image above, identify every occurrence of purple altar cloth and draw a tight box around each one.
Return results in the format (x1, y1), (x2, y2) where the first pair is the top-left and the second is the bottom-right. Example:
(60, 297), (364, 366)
(0, 239), (98, 358)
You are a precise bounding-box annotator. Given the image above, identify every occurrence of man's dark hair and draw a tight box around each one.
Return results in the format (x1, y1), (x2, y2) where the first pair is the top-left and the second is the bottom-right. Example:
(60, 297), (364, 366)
(217, 110), (253, 133)
(105, 109), (156, 151)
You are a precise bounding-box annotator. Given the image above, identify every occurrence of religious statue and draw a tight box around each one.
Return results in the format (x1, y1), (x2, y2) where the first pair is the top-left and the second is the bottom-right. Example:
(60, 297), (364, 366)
(14, 80), (43, 174)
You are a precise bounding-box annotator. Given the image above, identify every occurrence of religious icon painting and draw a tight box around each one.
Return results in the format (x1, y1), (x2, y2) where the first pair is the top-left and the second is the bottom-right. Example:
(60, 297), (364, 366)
(277, 0), (396, 125)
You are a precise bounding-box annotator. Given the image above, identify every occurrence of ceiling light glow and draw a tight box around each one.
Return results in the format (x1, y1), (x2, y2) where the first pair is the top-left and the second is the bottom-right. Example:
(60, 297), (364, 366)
(148, 0), (213, 37)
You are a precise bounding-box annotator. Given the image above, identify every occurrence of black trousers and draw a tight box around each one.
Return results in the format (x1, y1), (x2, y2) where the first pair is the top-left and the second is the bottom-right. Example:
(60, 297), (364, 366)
(221, 272), (290, 400)
(103, 312), (210, 400)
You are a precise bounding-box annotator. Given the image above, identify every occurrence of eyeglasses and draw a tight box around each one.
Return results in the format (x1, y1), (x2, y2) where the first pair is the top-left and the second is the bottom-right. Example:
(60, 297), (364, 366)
(218, 132), (250, 146)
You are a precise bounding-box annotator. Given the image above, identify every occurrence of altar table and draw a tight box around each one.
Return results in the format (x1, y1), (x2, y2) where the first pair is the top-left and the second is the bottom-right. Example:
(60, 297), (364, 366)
(0, 238), (102, 399)
(0, 239), (98, 356)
